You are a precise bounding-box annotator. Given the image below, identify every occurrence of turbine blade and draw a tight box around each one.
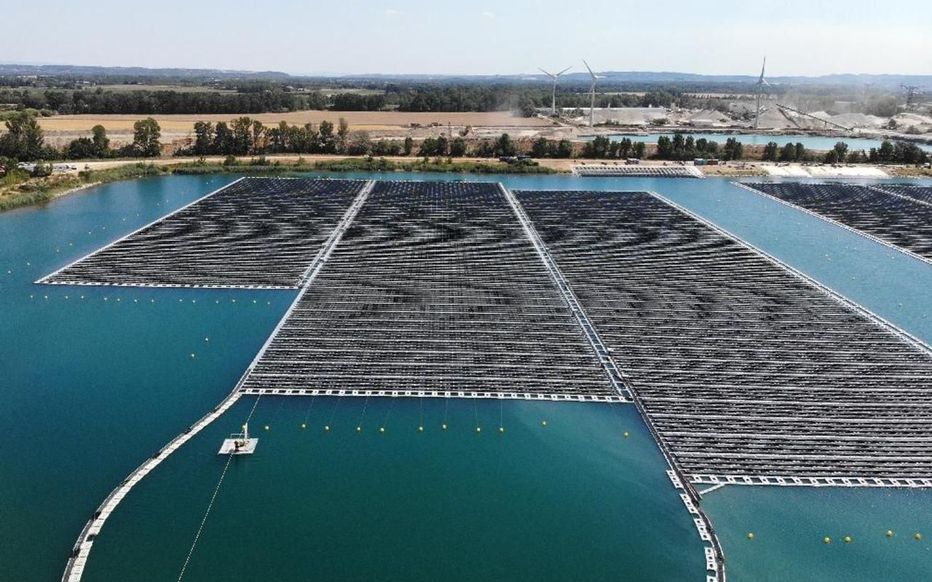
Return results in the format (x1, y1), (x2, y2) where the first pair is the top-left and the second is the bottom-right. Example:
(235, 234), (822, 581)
(582, 59), (595, 78)
(759, 57), (766, 82)
(556, 66), (571, 77)
(538, 68), (555, 78)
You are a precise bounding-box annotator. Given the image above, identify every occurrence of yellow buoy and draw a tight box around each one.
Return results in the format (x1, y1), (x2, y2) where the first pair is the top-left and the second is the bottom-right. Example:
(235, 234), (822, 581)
(301, 423), (306, 429)
(264, 425), (270, 431)
(476, 426), (481, 433)
(886, 530), (894, 538)
(324, 425), (330, 432)
(442, 423), (448, 430)
(823, 536), (831, 544)
(379, 427), (385, 433)
(541, 420), (548, 427)
(623, 431), (630, 438)
(843, 535), (852, 544)
(190, 353), (196, 358)
(915, 533), (923, 541)
(356, 426), (362, 432)
(499, 427), (505, 433)
(747, 532), (755, 540)
(418, 426), (424, 432)
(205, 337), (210, 342)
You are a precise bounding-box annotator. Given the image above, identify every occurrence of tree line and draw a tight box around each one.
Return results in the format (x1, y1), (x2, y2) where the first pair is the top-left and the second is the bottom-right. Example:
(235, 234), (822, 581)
(760, 139), (928, 164)
(0, 85), (685, 116)
(655, 134), (745, 161)
(2, 111), (928, 168)
(0, 111), (163, 163)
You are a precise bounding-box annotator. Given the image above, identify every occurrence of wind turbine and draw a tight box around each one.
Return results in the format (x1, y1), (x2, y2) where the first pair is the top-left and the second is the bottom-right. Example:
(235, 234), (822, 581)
(754, 57), (770, 130)
(539, 66), (571, 117)
(583, 60), (604, 127)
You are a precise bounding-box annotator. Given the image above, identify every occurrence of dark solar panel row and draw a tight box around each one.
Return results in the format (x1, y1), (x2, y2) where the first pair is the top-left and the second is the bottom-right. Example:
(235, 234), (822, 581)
(40, 178), (366, 288)
(239, 181), (616, 400)
(875, 184), (932, 206)
(744, 182), (932, 261)
(516, 189), (932, 481)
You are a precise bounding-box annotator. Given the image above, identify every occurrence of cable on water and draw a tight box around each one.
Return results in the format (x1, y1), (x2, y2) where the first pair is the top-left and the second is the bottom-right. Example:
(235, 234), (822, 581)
(177, 452), (234, 581)
(356, 395), (371, 431)
(381, 397), (396, 431)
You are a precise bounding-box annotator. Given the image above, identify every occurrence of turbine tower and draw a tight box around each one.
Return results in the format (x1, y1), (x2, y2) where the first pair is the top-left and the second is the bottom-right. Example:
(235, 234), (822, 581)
(583, 60), (604, 127)
(539, 66), (571, 117)
(754, 57), (769, 130)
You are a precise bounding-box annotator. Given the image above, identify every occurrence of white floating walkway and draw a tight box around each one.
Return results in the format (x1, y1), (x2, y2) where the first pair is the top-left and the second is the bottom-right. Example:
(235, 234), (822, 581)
(60, 181), (377, 582)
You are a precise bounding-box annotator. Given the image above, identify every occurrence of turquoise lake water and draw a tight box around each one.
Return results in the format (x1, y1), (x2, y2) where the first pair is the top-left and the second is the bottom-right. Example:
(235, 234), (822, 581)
(1, 173), (930, 581)
(606, 133), (932, 152)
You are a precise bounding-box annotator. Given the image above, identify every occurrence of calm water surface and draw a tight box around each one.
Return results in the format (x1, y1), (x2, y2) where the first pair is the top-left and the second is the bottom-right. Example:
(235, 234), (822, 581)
(1, 173), (930, 581)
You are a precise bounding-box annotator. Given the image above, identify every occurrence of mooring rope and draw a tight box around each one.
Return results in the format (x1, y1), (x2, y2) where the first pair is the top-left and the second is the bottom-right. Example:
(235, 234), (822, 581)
(178, 394), (261, 580)
(177, 452), (234, 581)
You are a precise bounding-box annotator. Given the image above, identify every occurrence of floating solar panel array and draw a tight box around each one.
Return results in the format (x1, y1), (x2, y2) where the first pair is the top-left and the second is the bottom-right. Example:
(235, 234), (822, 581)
(516, 190), (932, 483)
(743, 182), (932, 262)
(575, 165), (703, 178)
(875, 184), (932, 206)
(40, 178), (367, 288)
(239, 181), (617, 401)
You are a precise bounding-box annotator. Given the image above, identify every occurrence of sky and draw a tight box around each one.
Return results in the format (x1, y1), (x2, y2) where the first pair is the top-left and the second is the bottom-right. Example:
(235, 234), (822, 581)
(1, 0), (930, 77)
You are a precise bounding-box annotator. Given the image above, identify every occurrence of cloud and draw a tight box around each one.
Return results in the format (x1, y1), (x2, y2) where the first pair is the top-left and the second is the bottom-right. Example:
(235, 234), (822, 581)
(481, 11), (495, 19)
(384, 8), (401, 17)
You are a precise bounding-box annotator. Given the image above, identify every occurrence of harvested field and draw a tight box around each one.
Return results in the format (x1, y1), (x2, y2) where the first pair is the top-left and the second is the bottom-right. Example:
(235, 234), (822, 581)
(40, 111), (548, 134)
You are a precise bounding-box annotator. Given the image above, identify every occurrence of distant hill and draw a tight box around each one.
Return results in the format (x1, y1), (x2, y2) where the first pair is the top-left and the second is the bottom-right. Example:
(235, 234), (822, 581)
(0, 63), (290, 80)
(1, 63), (928, 89)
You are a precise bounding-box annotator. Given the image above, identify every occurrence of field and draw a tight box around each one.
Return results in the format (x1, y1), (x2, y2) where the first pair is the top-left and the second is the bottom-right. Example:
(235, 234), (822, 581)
(39, 111), (552, 145)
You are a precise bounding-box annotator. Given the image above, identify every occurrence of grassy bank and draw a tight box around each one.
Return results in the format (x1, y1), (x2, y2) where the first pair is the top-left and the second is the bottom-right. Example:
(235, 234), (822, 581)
(0, 163), (170, 213)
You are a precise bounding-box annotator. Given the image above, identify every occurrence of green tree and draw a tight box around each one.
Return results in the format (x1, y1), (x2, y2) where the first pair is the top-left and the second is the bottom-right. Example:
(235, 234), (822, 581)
(450, 137), (467, 157)
(832, 142), (849, 164)
(230, 117), (254, 155)
(0, 111), (46, 161)
(531, 137), (549, 158)
(319, 120), (335, 153)
(213, 122), (233, 154)
(193, 121), (214, 155)
(67, 137), (97, 159)
(131, 117), (161, 157)
(762, 141), (779, 161)
(403, 137), (414, 156)
(336, 117), (350, 153)
(556, 139), (574, 158)
(632, 142), (646, 159)
(90, 125), (110, 157)
(722, 138), (743, 161)
(779, 143), (797, 162)
(418, 137), (439, 157)
(494, 133), (516, 157)
(435, 135), (449, 157)
(656, 136), (673, 158)
(794, 143), (806, 161)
